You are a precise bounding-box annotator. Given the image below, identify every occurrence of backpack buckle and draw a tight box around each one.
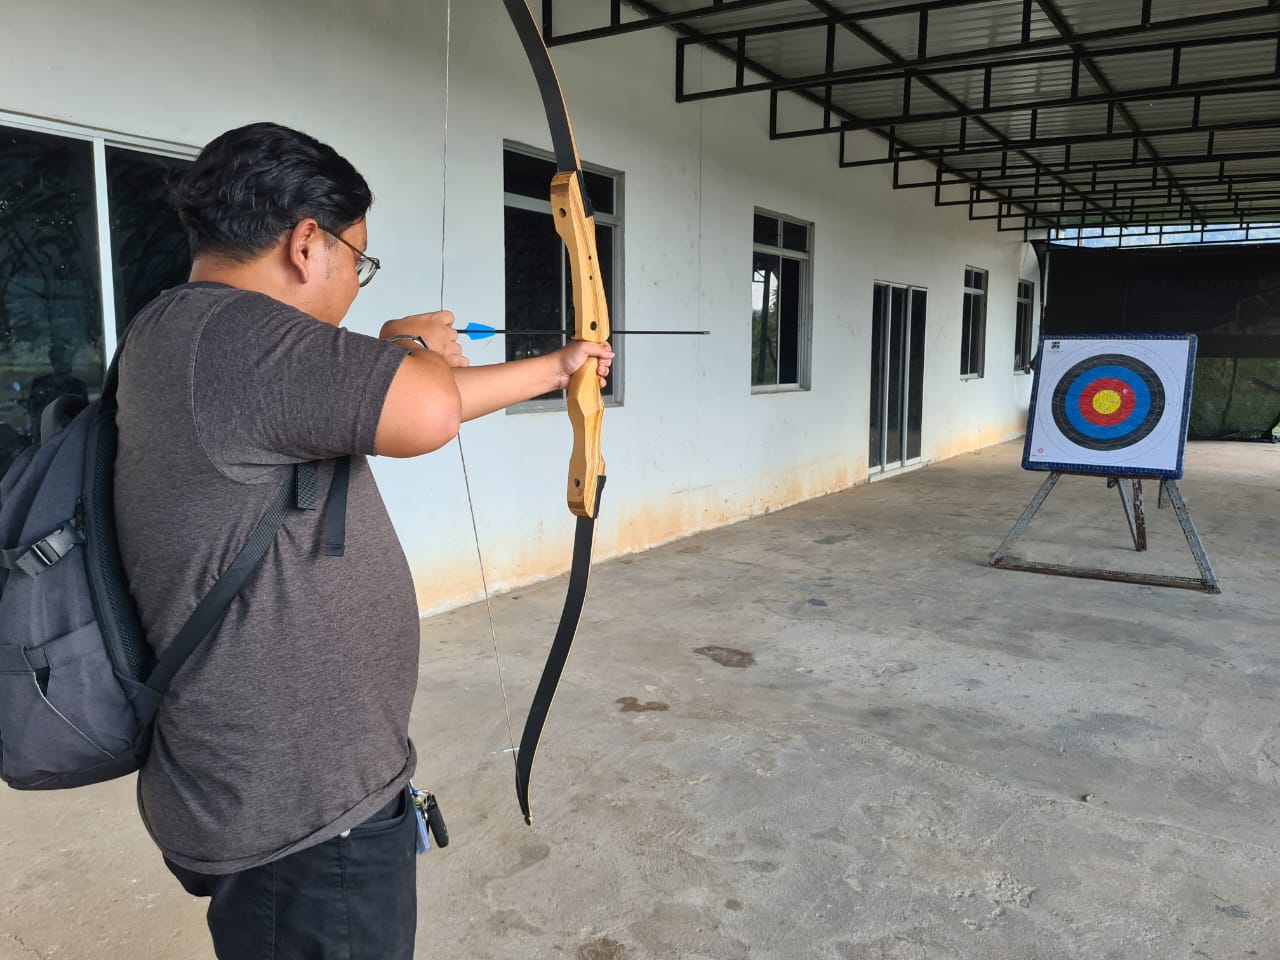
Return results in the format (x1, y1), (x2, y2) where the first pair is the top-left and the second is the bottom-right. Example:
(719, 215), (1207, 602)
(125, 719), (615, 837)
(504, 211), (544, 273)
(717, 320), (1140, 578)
(13, 524), (86, 578)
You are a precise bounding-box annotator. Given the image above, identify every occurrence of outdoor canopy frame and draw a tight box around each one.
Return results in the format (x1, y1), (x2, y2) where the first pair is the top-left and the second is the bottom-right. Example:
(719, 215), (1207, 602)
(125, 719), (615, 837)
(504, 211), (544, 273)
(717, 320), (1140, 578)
(539, 0), (1280, 243)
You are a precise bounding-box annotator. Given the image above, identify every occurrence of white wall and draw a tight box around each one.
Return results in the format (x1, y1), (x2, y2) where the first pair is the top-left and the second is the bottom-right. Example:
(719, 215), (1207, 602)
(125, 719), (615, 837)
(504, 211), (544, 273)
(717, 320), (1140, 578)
(1, 0), (1040, 614)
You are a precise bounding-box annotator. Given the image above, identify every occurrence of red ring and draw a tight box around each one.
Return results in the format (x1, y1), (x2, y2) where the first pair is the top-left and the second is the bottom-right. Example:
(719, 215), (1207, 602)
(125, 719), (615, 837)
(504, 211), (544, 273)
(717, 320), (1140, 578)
(1077, 377), (1136, 426)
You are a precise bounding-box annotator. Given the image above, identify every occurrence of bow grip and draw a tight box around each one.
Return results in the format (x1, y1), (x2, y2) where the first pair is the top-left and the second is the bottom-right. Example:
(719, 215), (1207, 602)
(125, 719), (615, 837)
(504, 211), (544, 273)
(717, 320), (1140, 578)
(551, 170), (609, 518)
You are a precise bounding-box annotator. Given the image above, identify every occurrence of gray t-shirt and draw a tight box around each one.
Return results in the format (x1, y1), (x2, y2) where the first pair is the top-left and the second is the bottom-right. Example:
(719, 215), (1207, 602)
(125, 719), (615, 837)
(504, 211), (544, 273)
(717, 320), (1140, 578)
(114, 282), (419, 874)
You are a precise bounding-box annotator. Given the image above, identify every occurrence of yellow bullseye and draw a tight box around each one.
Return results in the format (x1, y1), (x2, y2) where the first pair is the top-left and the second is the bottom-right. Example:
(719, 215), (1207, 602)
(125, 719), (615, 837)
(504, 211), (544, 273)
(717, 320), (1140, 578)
(1092, 389), (1123, 415)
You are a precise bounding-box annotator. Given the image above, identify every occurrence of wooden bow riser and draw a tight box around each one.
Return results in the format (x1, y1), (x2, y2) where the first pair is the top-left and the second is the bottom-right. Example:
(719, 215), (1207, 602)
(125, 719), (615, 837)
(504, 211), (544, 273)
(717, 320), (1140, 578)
(551, 170), (609, 518)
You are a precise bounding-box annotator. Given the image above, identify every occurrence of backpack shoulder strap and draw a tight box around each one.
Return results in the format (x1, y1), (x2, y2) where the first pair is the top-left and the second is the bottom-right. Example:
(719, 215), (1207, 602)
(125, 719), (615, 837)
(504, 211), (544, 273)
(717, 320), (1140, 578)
(144, 465), (298, 696)
(324, 455), (351, 557)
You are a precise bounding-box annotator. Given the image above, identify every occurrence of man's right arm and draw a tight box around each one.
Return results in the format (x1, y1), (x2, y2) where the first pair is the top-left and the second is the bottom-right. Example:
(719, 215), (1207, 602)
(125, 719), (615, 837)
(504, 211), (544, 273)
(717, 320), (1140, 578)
(375, 312), (465, 458)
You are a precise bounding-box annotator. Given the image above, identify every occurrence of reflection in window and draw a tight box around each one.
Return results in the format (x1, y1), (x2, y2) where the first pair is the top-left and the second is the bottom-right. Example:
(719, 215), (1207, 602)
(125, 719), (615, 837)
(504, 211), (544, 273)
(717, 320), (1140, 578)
(107, 146), (191, 333)
(0, 125), (190, 473)
(502, 146), (620, 405)
(0, 127), (100, 467)
(751, 210), (811, 390)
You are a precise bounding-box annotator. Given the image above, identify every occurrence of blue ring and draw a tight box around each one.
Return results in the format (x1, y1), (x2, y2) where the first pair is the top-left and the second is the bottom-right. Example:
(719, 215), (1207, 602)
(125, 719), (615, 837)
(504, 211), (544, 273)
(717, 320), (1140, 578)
(1062, 365), (1152, 439)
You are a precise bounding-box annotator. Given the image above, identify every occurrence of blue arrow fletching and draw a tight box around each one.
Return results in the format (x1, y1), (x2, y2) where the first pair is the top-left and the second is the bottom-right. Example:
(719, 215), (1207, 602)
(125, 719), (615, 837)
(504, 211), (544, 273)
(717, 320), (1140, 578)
(458, 323), (497, 341)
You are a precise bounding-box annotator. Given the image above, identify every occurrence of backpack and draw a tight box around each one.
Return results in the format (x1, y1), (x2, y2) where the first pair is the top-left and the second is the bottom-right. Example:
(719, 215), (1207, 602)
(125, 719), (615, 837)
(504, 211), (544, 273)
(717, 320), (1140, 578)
(0, 340), (350, 790)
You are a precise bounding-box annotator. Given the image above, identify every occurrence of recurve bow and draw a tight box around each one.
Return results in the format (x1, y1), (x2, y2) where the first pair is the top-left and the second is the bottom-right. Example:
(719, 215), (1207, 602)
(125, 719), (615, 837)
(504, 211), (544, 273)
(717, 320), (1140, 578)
(501, 0), (610, 826)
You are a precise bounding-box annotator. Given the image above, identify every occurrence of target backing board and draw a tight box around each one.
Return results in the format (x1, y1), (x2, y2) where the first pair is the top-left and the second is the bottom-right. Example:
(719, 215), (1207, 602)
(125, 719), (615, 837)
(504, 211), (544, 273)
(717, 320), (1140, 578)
(1023, 334), (1197, 479)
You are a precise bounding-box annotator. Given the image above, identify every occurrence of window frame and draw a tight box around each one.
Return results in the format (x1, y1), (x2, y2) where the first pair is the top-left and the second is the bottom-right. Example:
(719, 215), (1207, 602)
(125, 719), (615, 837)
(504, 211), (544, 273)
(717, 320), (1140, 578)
(0, 111), (195, 366)
(960, 265), (988, 380)
(501, 141), (625, 415)
(750, 207), (814, 394)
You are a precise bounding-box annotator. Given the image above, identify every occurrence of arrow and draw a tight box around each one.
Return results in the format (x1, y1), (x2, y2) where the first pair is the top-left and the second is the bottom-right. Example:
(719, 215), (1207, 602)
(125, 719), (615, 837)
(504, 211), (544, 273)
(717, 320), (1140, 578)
(458, 323), (709, 341)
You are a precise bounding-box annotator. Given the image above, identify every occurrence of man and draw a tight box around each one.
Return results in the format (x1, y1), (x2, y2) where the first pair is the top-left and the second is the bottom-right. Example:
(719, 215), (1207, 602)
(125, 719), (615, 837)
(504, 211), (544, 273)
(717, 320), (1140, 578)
(113, 121), (612, 958)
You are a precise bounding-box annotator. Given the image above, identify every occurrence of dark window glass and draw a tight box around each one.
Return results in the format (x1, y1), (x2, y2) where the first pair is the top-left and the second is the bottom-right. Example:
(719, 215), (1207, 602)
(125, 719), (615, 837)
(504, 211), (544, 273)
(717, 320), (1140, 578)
(967, 295), (986, 376)
(961, 267), (987, 377)
(503, 177), (617, 403)
(503, 149), (614, 215)
(753, 213), (778, 247)
(0, 127), (101, 469)
(504, 151), (557, 202)
(781, 220), (808, 253)
(907, 289), (927, 461)
(106, 146), (190, 333)
(886, 286), (905, 464)
(751, 251), (780, 387)
(1014, 279), (1034, 370)
(582, 170), (614, 216)
(869, 285), (884, 468)
(505, 204), (568, 401)
(779, 257), (800, 384)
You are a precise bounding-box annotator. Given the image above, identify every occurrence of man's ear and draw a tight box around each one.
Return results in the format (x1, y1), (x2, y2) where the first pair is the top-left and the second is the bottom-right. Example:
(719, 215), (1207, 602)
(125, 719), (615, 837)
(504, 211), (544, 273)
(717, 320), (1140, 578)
(286, 218), (323, 283)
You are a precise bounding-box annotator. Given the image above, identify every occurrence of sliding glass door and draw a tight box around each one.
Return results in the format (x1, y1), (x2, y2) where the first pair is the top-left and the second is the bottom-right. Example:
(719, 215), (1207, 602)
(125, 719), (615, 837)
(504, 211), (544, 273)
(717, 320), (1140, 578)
(869, 283), (926, 473)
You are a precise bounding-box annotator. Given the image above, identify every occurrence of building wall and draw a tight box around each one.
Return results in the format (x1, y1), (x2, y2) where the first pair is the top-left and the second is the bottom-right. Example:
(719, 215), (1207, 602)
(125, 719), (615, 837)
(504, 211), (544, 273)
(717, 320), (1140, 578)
(0, 0), (1039, 614)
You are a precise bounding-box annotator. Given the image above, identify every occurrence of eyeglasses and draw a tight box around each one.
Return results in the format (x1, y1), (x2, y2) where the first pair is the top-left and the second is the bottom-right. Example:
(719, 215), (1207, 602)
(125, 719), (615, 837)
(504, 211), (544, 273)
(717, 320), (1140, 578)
(319, 225), (381, 287)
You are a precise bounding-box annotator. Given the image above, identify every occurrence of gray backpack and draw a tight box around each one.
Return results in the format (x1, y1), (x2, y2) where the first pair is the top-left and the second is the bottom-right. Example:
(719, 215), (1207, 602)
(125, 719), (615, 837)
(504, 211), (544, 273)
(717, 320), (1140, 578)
(0, 343), (349, 790)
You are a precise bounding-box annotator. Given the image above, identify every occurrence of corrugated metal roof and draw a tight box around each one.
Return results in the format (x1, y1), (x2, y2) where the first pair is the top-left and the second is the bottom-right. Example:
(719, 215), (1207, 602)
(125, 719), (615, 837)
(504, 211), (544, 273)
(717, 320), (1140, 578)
(550, 0), (1280, 234)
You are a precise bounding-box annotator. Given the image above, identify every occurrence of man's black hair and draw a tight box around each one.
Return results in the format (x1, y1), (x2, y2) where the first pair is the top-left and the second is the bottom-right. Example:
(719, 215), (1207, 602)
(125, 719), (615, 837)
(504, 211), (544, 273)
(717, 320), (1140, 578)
(171, 122), (373, 261)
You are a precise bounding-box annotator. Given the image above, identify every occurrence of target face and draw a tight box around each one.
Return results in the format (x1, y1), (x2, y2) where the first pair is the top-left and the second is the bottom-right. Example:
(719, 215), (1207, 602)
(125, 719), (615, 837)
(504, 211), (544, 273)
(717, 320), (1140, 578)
(1024, 336), (1196, 478)
(1052, 354), (1165, 451)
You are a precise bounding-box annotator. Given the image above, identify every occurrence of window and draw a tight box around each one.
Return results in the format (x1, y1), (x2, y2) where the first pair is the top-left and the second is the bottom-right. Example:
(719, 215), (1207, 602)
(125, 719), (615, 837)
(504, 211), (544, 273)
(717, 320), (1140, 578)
(503, 145), (621, 408)
(751, 210), (812, 391)
(0, 120), (190, 474)
(1014, 279), (1035, 372)
(960, 266), (987, 378)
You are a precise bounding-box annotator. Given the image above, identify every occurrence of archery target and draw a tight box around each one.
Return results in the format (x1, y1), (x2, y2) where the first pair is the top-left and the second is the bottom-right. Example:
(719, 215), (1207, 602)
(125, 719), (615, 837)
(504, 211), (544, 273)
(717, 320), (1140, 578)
(1023, 335), (1196, 478)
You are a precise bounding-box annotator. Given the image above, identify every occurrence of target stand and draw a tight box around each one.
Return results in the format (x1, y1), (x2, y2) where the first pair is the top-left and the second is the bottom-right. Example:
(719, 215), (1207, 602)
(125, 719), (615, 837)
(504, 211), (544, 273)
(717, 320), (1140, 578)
(991, 333), (1220, 593)
(988, 471), (1221, 593)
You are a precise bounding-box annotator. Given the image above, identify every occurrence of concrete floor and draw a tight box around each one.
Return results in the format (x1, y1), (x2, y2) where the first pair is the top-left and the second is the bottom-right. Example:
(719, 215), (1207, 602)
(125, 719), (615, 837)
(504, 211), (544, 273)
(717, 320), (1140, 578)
(2, 439), (1277, 960)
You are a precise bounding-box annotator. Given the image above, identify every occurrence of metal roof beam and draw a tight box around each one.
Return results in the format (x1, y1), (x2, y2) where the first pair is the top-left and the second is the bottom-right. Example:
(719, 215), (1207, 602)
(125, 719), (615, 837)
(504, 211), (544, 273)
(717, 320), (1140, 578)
(1032, 0), (1205, 243)
(934, 174), (1280, 209)
(551, 0), (1012, 46)
(951, 171), (1280, 196)
(773, 28), (1278, 140)
(887, 148), (1280, 188)
(998, 208), (1280, 232)
(975, 193), (1280, 222)
(1047, 221), (1280, 242)
(613, 0), (1044, 219)
(675, 4), (1274, 102)
(831, 76), (1280, 135)
(837, 115), (1280, 168)
(545, 0), (794, 46)
(953, 188), (1279, 212)
(799, 0), (1125, 224)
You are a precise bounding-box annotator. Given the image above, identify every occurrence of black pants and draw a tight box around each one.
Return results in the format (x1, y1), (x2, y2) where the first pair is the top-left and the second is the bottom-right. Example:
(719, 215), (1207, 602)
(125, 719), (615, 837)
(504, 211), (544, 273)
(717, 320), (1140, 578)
(165, 788), (417, 960)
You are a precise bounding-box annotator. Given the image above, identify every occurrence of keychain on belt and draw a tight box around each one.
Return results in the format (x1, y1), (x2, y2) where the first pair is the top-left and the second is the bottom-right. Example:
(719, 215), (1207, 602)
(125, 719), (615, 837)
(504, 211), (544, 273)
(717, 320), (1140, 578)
(409, 782), (449, 854)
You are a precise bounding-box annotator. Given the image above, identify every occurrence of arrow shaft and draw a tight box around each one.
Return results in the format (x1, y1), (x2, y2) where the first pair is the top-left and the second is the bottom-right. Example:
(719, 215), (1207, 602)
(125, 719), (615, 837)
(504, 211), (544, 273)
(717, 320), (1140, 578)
(461, 326), (707, 338)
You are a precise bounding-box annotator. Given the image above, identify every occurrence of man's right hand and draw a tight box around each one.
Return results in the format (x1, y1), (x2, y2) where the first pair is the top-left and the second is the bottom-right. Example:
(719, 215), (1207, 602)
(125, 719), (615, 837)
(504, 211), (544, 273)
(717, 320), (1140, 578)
(380, 311), (469, 367)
